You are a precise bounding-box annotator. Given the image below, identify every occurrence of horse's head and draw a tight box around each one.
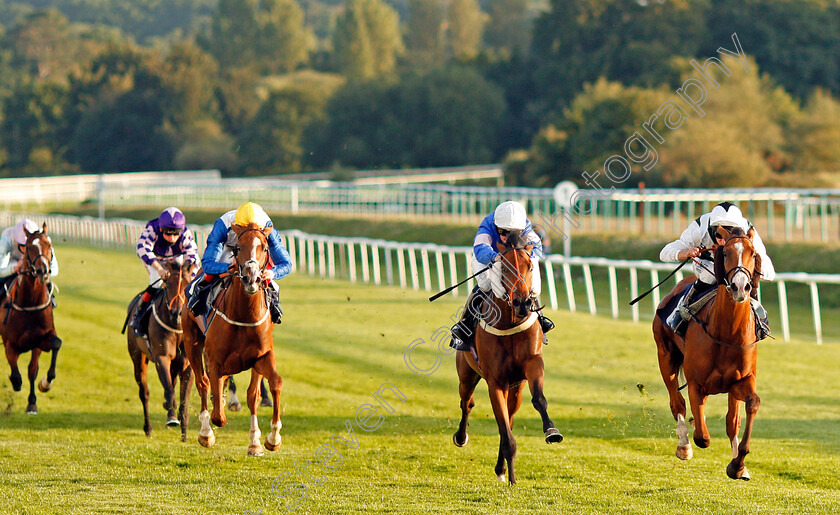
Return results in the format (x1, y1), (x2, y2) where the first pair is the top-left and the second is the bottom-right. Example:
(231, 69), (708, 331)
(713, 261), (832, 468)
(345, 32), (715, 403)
(161, 256), (198, 318)
(714, 226), (759, 303)
(231, 223), (273, 295)
(22, 223), (52, 284)
(496, 230), (534, 321)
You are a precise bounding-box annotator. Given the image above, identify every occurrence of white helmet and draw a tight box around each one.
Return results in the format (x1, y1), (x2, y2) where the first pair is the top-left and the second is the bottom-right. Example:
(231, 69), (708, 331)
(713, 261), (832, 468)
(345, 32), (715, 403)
(709, 202), (747, 230)
(494, 201), (527, 231)
(12, 219), (39, 245)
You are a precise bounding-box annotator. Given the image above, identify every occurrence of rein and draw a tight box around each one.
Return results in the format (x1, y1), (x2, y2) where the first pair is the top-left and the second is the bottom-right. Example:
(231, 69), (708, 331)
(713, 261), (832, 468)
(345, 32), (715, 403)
(152, 302), (183, 334)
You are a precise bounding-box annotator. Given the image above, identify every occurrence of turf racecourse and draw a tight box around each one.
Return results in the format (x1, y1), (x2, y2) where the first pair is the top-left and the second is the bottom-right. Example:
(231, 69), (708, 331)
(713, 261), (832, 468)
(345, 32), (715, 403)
(1, 246), (839, 514)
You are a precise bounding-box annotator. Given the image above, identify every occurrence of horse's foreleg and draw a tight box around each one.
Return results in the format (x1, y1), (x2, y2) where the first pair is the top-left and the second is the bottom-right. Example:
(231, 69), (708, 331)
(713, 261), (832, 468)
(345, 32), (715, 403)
(488, 382), (517, 484)
(524, 357), (563, 444)
(687, 383), (710, 448)
(208, 366), (227, 428)
(178, 361), (193, 442)
(153, 355), (178, 426)
(38, 335), (61, 392)
(254, 354), (283, 452)
(727, 377), (760, 480)
(454, 352), (480, 447)
(245, 370), (265, 457)
(507, 382), (525, 427)
(25, 349), (41, 414)
(5, 343), (22, 392)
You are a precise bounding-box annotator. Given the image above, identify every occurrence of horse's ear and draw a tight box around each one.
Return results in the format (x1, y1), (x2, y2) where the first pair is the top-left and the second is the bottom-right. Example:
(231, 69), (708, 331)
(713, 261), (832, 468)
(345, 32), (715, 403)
(714, 245), (726, 283)
(716, 225), (731, 241)
(495, 241), (508, 252)
(24, 226), (33, 238)
(262, 226), (273, 237)
(752, 252), (763, 287)
(525, 242), (534, 253)
(42, 223), (48, 235)
(231, 224), (245, 236)
(747, 226), (755, 241)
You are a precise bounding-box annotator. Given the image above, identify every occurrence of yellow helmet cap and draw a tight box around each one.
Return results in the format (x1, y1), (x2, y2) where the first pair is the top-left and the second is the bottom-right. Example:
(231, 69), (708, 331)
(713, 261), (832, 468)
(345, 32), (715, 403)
(234, 202), (269, 227)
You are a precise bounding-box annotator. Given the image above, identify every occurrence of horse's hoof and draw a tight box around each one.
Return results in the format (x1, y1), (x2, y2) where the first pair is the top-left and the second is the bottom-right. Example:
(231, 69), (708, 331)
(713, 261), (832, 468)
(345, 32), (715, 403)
(453, 433), (469, 447)
(264, 438), (281, 451)
(181, 434), (188, 443)
(496, 473), (506, 482)
(726, 461), (750, 480)
(166, 417), (181, 427)
(676, 445), (693, 461)
(228, 402), (242, 412)
(694, 436), (710, 449)
(248, 445), (265, 457)
(260, 398), (273, 407)
(26, 404), (37, 415)
(544, 428), (563, 444)
(38, 378), (52, 392)
(198, 433), (215, 447)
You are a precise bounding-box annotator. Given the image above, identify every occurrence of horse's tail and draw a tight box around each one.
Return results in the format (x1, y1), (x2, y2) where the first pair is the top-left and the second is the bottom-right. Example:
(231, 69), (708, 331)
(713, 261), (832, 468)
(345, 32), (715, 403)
(122, 294), (142, 335)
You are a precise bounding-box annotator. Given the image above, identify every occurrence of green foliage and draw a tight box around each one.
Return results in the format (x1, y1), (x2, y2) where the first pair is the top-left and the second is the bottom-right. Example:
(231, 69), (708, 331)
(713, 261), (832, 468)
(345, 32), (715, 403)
(404, 0), (446, 67)
(333, 0), (403, 80)
(236, 85), (330, 175)
(447, 0), (486, 60)
(483, 0), (530, 53)
(309, 66), (507, 168)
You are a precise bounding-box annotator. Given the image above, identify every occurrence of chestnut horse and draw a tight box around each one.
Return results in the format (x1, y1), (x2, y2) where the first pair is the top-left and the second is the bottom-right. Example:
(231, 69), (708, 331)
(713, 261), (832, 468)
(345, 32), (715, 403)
(0, 224), (61, 414)
(653, 226), (762, 480)
(182, 222), (283, 456)
(124, 256), (198, 440)
(453, 234), (563, 484)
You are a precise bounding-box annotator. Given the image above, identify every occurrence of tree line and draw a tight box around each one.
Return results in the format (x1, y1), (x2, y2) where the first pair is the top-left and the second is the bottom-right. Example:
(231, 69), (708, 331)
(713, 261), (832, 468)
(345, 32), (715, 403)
(0, 0), (837, 187)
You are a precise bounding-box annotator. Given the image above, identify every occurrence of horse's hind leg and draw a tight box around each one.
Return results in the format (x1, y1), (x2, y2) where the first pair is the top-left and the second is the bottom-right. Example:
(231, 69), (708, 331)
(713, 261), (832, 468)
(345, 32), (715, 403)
(178, 358), (193, 442)
(726, 377), (760, 480)
(654, 322), (691, 459)
(453, 352), (480, 447)
(227, 376), (242, 411)
(254, 353), (283, 452)
(25, 349), (42, 414)
(153, 355), (178, 426)
(38, 335), (61, 392)
(507, 382), (525, 426)
(131, 347), (152, 436)
(524, 356), (563, 444)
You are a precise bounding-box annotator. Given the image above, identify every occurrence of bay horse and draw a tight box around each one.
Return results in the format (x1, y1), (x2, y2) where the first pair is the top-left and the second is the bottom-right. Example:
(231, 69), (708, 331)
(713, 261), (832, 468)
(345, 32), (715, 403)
(182, 222), (283, 456)
(653, 225), (762, 480)
(124, 256), (198, 440)
(453, 233), (563, 484)
(0, 224), (61, 414)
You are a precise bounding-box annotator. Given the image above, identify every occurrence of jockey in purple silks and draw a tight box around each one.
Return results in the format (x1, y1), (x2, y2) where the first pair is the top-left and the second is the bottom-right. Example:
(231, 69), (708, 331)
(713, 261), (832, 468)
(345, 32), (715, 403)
(0, 219), (59, 306)
(449, 201), (555, 352)
(129, 207), (199, 337)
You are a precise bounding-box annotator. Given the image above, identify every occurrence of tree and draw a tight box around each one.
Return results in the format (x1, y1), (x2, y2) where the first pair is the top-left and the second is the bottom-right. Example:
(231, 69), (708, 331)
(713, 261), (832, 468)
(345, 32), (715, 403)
(200, 0), (261, 69)
(405, 0), (445, 68)
(255, 0), (310, 74)
(158, 42), (220, 130)
(447, 0), (485, 60)
(333, 0), (403, 80)
(237, 85), (328, 174)
(788, 90), (840, 174)
(483, 0), (529, 54)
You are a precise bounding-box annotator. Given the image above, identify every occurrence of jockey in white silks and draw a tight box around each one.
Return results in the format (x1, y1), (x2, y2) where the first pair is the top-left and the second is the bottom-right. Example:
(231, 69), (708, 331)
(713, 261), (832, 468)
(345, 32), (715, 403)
(660, 202), (775, 340)
(0, 219), (59, 306)
(449, 201), (554, 351)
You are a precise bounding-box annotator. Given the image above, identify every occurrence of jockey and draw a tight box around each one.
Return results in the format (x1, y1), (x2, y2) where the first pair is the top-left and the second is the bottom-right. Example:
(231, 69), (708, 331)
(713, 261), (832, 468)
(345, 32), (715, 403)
(660, 202), (775, 339)
(450, 201), (555, 351)
(187, 202), (291, 323)
(0, 219), (59, 306)
(128, 207), (199, 336)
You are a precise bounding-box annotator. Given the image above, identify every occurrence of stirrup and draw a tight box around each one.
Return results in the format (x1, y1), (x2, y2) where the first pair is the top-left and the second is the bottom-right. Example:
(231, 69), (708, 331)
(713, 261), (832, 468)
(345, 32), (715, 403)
(538, 313), (554, 333)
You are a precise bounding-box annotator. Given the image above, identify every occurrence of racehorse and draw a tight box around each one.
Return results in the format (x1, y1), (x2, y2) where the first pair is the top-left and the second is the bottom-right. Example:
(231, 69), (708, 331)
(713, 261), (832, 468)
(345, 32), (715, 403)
(182, 222), (283, 456)
(453, 232), (563, 484)
(124, 256), (197, 440)
(0, 224), (61, 414)
(653, 225), (762, 480)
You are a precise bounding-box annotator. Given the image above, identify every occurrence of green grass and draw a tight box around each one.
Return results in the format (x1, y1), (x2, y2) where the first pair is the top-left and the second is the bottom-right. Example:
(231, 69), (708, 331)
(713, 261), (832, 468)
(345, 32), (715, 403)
(1, 246), (840, 514)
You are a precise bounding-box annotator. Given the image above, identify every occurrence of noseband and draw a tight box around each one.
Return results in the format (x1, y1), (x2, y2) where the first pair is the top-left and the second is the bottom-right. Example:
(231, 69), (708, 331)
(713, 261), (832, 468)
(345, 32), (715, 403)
(719, 235), (754, 289)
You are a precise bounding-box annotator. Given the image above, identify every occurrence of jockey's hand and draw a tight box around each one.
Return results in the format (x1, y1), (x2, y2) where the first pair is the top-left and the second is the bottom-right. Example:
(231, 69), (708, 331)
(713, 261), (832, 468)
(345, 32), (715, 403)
(260, 269), (273, 284)
(678, 248), (702, 261)
(152, 260), (169, 280)
(493, 254), (502, 263)
(13, 260), (23, 273)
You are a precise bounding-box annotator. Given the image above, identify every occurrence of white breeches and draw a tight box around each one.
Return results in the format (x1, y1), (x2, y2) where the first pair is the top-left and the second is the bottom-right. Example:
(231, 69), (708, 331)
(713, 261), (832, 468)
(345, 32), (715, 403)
(472, 256), (541, 296)
(693, 259), (716, 285)
(146, 264), (164, 288)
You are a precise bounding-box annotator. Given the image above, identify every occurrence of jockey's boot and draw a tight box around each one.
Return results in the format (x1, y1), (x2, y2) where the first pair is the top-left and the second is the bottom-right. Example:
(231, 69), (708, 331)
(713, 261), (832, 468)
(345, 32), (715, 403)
(450, 287), (483, 351)
(130, 289), (155, 338)
(667, 283), (698, 338)
(265, 286), (283, 324)
(530, 295), (554, 345)
(187, 274), (212, 317)
(750, 288), (771, 340)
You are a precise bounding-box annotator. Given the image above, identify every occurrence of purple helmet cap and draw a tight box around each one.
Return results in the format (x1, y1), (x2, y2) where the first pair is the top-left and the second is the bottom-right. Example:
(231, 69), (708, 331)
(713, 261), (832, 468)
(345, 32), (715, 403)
(159, 207), (186, 230)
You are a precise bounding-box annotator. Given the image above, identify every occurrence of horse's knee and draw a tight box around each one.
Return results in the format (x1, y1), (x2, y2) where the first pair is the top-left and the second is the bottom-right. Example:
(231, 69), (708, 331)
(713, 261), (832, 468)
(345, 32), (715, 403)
(49, 336), (61, 351)
(745, 394), (761, 414)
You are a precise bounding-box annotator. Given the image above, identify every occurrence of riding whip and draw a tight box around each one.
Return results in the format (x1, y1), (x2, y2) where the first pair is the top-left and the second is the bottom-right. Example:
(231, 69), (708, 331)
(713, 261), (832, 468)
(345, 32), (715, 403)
(628, 259), (691, 306)
(429, 265), (491, 302)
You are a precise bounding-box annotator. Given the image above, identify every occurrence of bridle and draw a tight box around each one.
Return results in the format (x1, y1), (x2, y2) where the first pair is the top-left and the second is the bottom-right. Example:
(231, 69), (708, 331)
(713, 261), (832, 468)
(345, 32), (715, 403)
(718, 235), (755, 290)
(497, 246), (534, 324)
(20, 233), (52, 279)
(230, 228), (270, 284)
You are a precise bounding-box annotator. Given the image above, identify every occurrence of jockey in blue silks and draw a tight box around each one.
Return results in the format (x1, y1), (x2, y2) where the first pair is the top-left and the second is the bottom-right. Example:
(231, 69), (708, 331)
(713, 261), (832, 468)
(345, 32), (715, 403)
(449, 201), (554, 351)
(187, 202), (291, 324)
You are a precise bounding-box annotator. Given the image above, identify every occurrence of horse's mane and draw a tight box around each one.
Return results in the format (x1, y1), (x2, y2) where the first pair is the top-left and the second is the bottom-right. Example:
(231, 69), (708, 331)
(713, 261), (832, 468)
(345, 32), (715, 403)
(504, 230), (529, 249)
(728, 227), (746, 238)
